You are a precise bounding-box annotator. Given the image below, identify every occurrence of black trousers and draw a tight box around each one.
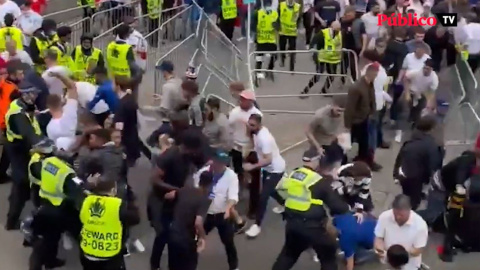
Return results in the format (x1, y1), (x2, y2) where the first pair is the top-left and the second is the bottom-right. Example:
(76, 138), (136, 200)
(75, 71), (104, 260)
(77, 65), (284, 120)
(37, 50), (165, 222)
(150, 211), (173, 269)
(82, 7), (96, 33)
(204, 213), (238, 270)
(148, 17), (160, 47)
(272, 220), (338, 270)
(0, 131), (10, 181)
(302, 12), (313, 46)
(255, 43), (277, 70)
(306, 62), (339, 93)
(400, 177), (423, 210)
(94, 111), (111, 128)
(341, 51), (358, 82)
(350, 118), (370, 164)
(219, 18), (236, 40)
(168, 230), (198, 270)
(468, 54), (480, 74)
(279, 35), (297, 71)
(81, 254), (125, 270)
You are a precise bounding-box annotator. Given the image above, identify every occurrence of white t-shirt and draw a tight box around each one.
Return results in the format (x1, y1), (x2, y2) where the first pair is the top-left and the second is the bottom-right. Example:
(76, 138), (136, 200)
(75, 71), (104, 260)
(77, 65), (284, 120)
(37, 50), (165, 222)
(47, 99), (78, 149)
(253, 127), (285, 173)
(228, 105), (262, 148)
(402, 53), (430, 72)
(374, 209), (428, 270)
(75, 82), (110, 114)
(42, 66), (71, 97)
(15, 10), (43, 45)
(0, 1), (21, 27)
(0, 50), (33, 66)
(405, 69), (438, 95)
(361, 12), (380, 38)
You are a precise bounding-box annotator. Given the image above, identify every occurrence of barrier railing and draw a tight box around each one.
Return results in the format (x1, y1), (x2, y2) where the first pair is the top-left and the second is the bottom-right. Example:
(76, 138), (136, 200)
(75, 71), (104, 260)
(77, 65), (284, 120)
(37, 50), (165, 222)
(43, 4), (89, 25)
(68, 17), (91, 48)
(90, 1), (140, 35)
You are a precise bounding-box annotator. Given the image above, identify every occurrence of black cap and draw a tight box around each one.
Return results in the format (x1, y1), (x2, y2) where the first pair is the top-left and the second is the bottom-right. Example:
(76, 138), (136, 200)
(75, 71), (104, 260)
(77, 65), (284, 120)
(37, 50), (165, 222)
(302, 148), (320, 162)
(156, 60), (174, 72)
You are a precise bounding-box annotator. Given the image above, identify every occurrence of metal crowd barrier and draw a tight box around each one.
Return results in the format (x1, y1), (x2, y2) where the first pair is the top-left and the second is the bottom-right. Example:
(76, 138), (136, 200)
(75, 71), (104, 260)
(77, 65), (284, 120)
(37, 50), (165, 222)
(90, 0), (140, 35)
(43, 4), (89, 25)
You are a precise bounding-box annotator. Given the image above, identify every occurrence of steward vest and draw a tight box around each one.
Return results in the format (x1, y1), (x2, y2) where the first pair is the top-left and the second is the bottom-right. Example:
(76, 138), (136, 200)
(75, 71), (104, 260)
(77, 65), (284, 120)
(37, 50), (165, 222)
(222, 0), (237, 20)
(147, 0), (163, 19)
(256, 9), (278, 44)
(77, 0), (95, 8)
(279, 2), (300, 37)
(5, 99), (42, 142)
(33, 34), (59, 74)
(317, 28), (342, 64)
(39, 156), (75, 206)
(28, 153), (42, 186)
(80, 195), (123, 258)
(72, 46), (101, 83)
(49, 43), (73, 69)
(281, 167), (324, 212)
(0, 27), (23, 52)
(106, 42), (131, 78)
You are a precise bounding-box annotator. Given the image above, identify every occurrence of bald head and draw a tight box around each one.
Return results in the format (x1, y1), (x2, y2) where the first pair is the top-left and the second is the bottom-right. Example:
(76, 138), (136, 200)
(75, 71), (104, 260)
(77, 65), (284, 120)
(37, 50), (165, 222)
(331, 21), (341, 31)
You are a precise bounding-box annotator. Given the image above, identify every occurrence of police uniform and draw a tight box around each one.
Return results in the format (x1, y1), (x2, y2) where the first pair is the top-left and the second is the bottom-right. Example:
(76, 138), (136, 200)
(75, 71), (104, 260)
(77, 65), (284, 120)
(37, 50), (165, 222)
(272, 149), (349, 270)
(278, 1), (300, 71)
(0, 26), (24, 52)
(72, 45), (104, 83)
(106, 41), (133, 79)
(79, 195), (126, 270)
(4, 97), (43, 230)
(220, 0), (238, 40)
(302, 28), (343, 95)
(255, 8), (279, 83)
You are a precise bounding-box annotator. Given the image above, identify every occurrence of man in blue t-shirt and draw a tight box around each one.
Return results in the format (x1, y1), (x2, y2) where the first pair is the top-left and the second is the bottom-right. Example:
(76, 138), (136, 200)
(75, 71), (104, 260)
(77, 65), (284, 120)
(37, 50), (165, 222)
(333, 213), (377, 270)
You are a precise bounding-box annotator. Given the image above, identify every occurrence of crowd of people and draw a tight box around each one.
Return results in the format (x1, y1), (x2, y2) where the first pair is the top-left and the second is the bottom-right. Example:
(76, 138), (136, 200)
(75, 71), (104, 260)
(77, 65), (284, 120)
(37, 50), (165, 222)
(0, 0), (479, 270)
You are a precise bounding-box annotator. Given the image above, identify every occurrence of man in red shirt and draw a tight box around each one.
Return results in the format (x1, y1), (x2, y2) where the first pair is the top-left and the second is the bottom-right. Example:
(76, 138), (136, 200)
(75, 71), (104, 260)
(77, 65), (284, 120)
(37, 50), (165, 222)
(29, 0), (46, 14)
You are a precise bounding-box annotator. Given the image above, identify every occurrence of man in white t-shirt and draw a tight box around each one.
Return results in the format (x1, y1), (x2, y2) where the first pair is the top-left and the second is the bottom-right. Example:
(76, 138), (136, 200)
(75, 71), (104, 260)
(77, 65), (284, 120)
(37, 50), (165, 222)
(361, 3), (381, 39)
(0, 0), (21, 27)
(45, 71), (78, 150)
(42, 50), (71, 97)
(0, 40), (33, 65)
(117, 16), (148, 72)
(244, 113), (286, 238)
(15, 1), (43, 47)
(374, 194), (428, 270)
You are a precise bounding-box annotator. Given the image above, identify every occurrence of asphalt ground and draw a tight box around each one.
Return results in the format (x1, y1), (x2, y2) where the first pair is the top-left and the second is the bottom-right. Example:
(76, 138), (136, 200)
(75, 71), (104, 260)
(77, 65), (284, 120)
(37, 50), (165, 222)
(1, 7), (479, 270)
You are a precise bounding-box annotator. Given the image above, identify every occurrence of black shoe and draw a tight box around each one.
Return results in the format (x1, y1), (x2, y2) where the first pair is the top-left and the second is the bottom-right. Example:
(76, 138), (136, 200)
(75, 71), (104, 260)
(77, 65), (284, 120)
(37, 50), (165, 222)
(439, 252), (453, 262)
(5, 220), (20, 231)
(22, 239), (32, 247)
(299, 88), (309, 99)
(45, 258), (66, 269)
(235, 220), (248, 234)
(370, 162), (383, 172)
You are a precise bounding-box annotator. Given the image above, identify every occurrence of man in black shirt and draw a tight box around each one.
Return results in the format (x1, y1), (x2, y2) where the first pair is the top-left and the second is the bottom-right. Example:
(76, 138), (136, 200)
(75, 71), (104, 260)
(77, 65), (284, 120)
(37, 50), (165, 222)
(169, 171), (212, 270)
(314, 0), (340, 31)
(340, 6), (366, 82)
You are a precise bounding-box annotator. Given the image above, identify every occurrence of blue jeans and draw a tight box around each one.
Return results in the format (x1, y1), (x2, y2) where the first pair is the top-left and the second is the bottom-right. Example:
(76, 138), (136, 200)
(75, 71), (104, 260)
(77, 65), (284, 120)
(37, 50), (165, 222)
(367, 117), (378, 152)
(389, 84), (404, 122)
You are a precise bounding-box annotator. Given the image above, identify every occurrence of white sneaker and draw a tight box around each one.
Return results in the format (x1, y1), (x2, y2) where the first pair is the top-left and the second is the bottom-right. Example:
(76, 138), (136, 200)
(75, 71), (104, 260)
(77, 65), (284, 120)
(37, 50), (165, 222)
(245, 224), (261, 238)
(257, 72), (265, 79)
(313, 254), (319, 262)
(62, 234), (73, 250)
(306, 44), (310, 50)
(236, 36), (246, 41)
(248, 37), (254, 44)
(272, 206), (285, 214)
(394, 130), (402, 143)
(132, 239), (145, 253)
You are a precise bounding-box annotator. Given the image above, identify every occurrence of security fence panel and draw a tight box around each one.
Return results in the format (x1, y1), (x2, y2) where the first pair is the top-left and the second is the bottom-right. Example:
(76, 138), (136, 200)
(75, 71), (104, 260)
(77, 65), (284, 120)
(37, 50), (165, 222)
(43, 5), (88, 27)
(457, 56), (479, 107)
(90, 1), (140, 36)
(68, 17), (91, 48)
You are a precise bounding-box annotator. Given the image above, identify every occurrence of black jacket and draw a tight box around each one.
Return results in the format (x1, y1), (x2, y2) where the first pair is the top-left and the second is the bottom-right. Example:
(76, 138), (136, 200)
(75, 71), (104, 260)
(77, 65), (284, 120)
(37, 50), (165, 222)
(440, 151), (477, 193)
(393, 130), (442, 181)
(383, 39), (408, 80)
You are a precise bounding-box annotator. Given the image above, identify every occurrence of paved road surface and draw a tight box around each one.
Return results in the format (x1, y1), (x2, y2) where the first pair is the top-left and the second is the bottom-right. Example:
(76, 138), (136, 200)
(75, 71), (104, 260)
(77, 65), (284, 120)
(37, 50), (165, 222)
(1, 11), (479, 269)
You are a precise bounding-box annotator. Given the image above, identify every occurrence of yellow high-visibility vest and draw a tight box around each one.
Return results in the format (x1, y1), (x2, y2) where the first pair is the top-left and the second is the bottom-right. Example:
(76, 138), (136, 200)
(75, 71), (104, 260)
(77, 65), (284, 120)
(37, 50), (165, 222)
(279, 167), (324, 212)
(80, 195), (123, 258)
(29, 153), (43, 186)
(49, 44), (74, 69)
(39, 156), (75, 206)
(256, 9), (278, 44)
(147, 0), (163, 19)
(33, 35), (59, 74)
(77, 0), (95, 8)
(222, 0), (237, 20)
(72, 45), (101, 83)
(317, 28), (342, 64)
(106, 41), (131, 78)
(279, 2), (300, 37)
(5, 99), (42, 142)
(0, 27), (23, 52)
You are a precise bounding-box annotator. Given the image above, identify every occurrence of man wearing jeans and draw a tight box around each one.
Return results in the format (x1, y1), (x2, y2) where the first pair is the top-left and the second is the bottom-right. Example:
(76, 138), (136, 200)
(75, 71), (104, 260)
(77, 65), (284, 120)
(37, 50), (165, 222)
(244, 113), (285, 238)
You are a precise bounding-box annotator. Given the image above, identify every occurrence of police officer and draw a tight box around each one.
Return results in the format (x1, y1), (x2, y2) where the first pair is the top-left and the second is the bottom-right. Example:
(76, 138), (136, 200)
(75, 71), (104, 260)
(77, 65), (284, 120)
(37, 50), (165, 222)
(79, 176), (140, 270)
(30, 19), (58, 74)
(107, 24), (135, 79)
(72, 33), (105, 84)
(49, 26), (73, 69)
(219, 0), (238, 40)
(273, 148), (350, 270)
(301, 20), (343, 97)
(4, 82), (43, 230)
(0, 13), (24, 52)
(254, 3), (279, 84)
(278, 0), (300, 72)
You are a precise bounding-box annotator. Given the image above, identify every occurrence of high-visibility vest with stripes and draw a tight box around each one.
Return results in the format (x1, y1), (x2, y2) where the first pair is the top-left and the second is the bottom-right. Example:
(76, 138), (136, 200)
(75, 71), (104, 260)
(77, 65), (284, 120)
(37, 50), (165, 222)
(39, 156), (75, 206)
(256, 9), (278, 44)
(29, 153), (43, 186)
(106, 42), (131, 78)
(147, 0), (163, 19)
(77, 0), (95, 8)
(72, 46), (101, 83)
(317, 28), (342, 64)
(34, 35), (59, 74)
(5, 99), (42, 142)
(0, 27), (23, 52)
(281, 167), (324, 212)
(80, 195), (123, 258)
(222, 0), (237, 20)
(49, 44), (74, 69)
(279, 2), (300, 37)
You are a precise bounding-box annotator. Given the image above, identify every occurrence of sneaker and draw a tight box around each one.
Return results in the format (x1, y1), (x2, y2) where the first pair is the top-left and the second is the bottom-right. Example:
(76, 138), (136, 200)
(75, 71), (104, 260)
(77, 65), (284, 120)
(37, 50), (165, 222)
(313, 254), (319, 262)
(257, 72), (265, 79)
(370, 162), (383, 172)
(272, 206), (285, 214)
(299, 88), (309, 99)
(235, 220), (248, 234)
(394, 130), (402, 143)
(245, 224), (261, 238)
(236, 36), (246, 42)
(132, 239), (145, 253)
(306, 44), (310, 50)
(62, 234), (73, 250)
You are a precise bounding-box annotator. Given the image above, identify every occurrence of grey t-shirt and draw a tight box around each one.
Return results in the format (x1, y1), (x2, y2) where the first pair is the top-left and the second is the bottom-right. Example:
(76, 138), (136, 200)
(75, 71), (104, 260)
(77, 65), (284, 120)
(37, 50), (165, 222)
(310, 105), (345, 146)
(160, 77), (185, 116)
(203, 113), (232, 150)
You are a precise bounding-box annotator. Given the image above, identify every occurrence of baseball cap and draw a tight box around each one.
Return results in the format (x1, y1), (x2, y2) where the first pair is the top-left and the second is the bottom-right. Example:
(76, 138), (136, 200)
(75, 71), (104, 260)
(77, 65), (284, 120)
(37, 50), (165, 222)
(239, 89), (256, 100)
(156, 60), (174, 72)
(213, 149), (230, 165)
(18, 81), (40, 93)
(302, 148), (320, 162)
